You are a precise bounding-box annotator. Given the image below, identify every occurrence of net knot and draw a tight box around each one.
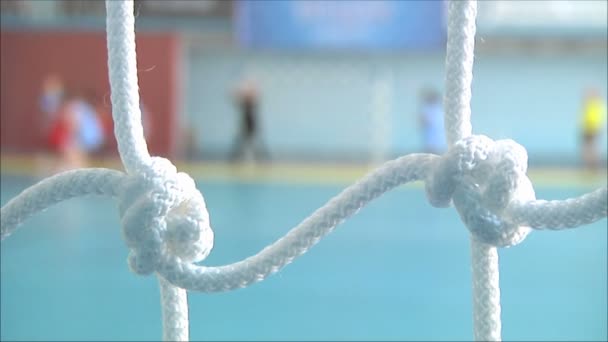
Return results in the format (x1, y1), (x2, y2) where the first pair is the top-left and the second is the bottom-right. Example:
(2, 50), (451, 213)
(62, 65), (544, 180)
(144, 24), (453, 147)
(117, 156), (214, 275)
(425, 135), (536, 247)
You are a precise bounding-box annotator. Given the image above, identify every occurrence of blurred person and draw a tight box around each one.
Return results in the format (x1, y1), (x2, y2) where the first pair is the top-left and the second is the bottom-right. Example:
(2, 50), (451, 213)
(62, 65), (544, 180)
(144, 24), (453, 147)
(71, 90), (105, 157)
(36, 75), (67, 175)
(419, 88), (446, 154)
(580, 87), (607, 170)
(230, 77), (269, 162)
(47, 89), (106, 172)
(85, 89), (113, 151)
(180, 124), (199, 161)
(40, 74), (65, 133)
(47, 91), (84, 172)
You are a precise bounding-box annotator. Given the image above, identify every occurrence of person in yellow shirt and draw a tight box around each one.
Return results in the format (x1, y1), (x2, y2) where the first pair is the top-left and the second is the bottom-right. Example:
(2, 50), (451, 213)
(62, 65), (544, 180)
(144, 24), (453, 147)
(580, 88), (607, 170)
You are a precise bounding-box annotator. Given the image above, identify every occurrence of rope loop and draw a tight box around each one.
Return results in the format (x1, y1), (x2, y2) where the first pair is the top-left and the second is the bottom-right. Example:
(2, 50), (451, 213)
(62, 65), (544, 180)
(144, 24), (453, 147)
(425, 135), (536, 247)
(118, 156), (214, 275)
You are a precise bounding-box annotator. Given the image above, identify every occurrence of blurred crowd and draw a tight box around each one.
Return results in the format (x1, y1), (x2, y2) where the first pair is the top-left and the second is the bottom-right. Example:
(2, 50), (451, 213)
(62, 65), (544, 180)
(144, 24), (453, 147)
(38, 74), (151, 172)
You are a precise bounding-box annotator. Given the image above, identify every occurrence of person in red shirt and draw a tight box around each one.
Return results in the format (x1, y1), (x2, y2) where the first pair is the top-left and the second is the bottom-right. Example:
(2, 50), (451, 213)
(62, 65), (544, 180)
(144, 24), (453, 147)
(47, 92), (84, 171)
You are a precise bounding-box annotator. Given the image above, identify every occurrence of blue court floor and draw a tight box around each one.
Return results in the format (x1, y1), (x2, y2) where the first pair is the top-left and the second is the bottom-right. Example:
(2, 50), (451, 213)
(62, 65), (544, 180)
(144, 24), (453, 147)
(1, 170), (607, 341)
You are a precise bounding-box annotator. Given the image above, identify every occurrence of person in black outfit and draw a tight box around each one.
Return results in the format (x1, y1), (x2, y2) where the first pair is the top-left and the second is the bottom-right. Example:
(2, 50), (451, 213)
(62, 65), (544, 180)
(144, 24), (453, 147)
(230, 79), (269, 162)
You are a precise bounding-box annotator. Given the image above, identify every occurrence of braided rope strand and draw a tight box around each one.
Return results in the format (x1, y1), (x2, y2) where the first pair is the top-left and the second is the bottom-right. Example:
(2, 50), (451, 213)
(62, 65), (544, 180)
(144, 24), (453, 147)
(471, 239), (501, 342)
(0, 168), (124, 241)
(156, 154), (439, 292)
(444, 1), (503, 341)
(106, 0), (150, 173)
(0, 1), (606, 341)
(506, 187), (608, 229)
(159, 277), (189, 342)
(444, 0), (476, 146)
(106, 1), (189, 339)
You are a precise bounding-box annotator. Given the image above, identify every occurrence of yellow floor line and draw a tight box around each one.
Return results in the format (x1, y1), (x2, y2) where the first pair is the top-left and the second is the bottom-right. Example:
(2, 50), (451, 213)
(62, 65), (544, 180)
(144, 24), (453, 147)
(1, 154), (606, 188)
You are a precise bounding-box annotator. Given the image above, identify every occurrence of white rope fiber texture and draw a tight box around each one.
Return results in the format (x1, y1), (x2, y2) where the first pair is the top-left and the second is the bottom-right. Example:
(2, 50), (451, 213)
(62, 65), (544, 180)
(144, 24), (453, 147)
(443, 3), (502, 340)
(1, 1), (606, 341)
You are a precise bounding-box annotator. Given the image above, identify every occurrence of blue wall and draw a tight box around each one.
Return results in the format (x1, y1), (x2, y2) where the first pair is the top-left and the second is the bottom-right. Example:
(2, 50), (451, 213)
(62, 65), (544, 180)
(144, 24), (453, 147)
(235, 0), (446, 50)
(183, 47), (607, 165)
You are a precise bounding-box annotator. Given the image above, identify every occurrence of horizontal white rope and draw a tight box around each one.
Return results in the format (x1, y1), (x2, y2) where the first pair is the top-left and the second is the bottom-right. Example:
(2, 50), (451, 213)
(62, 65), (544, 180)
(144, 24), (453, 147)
(0, 153), (605, 338)
(1, 168), (124, 241)
(505, 187), (608, 229)
(1, 1), (607, 342)
(156, 153), (439, 292)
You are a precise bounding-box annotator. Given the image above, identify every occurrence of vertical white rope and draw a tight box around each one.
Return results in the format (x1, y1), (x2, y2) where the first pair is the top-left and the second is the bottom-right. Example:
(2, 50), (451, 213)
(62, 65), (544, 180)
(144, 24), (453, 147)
(470, 239), (502, 342)
(0, 2), (604, 341)
(444, 1), (501, 341)
(159, 277), (189, 342)
(106, 0), (150, 173)
(444, 0), (476, 146)
(105, 1), (189, 340)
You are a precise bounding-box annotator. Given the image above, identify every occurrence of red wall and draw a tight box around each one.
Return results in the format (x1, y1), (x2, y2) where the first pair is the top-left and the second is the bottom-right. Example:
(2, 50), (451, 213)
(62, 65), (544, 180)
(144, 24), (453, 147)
(0, 30), (178, 157)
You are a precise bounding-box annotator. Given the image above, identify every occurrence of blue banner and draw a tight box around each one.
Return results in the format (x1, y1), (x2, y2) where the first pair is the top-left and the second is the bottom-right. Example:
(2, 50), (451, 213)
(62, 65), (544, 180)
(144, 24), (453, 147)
(235, 0), (446, 50)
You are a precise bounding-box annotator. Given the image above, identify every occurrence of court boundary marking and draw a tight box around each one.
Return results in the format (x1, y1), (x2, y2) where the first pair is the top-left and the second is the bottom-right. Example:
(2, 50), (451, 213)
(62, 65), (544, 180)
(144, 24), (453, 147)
(1, 154), (605, 188)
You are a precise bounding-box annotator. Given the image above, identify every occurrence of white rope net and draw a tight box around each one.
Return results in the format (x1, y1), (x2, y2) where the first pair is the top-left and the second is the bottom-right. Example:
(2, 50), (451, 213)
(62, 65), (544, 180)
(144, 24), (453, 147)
(1, 1), (607, 341)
